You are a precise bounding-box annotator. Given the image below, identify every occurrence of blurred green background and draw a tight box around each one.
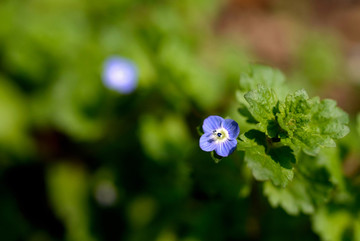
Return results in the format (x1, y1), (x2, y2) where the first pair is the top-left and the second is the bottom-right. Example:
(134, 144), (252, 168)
(0, 0), (360, 240)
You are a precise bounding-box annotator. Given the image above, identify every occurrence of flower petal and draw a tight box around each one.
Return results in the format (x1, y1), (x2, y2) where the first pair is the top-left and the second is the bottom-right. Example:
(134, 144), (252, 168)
(222, 119), (240, 139)
(102, 57), (138, 94)
(199, 133), (217, 152)
(202, 116), (224, 133)
(215, 139), (237, 157)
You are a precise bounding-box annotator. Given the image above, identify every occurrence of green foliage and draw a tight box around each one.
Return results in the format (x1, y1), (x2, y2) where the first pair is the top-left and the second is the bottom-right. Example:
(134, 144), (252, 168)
(139, 114), (192, 162)
(237, 65), (349, 191)
(244, 86), (279, 136)
(0, 77), (32, 154)
(264, 151), (334, 215)
(127, 195), (157, 229)
(312, 206), (360, 241)
(47, 162), (95, 241)
(235, 65), (353, 228)
(239, 65), (288, 99)
(0, 0), (358, 239)
(277, 90), (349, 156)
(238, 130), (294, 187)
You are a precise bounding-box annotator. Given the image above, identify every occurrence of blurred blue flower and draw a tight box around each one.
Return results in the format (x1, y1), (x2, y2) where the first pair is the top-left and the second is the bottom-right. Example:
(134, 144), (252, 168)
(199, 115), (239, 157)
(102, 57), (138, 94)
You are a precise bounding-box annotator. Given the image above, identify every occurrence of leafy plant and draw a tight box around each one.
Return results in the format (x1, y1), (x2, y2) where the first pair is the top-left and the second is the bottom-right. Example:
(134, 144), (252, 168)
(233, 65), (348, 188)
(200, 65), (356, 241)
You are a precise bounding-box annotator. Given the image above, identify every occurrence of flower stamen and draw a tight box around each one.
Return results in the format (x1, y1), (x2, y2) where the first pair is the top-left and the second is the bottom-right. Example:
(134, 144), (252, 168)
(213, 128), (229, 142)
(199, 115), (240, 157)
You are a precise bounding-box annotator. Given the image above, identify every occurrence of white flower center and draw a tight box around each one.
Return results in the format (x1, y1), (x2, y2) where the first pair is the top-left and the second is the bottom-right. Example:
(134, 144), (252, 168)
(109, 66), (131, 86)
(213, 127), (229, 143)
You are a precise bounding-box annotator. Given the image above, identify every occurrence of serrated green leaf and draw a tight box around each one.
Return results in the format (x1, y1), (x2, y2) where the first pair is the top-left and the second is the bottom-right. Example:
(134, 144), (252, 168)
(239, 130), (294, 187)
(263, 152), (333, 215)
(239, 65), (288, 99)
(277, 89), (349, 156)
(244, 86), (280, 137)
(244, 86), (278, 122)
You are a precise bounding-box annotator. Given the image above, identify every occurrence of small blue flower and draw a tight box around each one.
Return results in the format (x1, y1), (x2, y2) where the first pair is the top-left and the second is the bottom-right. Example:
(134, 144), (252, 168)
(199, 115), (240, 157)
(102, 56), (138, 94)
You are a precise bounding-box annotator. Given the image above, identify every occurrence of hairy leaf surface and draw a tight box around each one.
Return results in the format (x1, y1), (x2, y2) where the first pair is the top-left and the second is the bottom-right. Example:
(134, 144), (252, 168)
(244, 86), (279, 137)
(277, 89), (349, 155)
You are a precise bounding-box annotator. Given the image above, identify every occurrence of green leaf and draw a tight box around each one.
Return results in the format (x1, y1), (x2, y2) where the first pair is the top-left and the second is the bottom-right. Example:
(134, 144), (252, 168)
(264, 180), (314, 215)
(277, 89), (349, 156)
(244, 86), (280, 137)
(239, 65), (288, 99)
(312, 206), (360, 241)
(238, 130), (294, 187)
(318, 148), (346, 191)
(238, 103), (259, 124)
(264, 152), (333, 215)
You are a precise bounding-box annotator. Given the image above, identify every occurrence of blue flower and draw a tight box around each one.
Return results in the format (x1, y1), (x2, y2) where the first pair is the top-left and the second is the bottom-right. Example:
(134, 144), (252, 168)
(199, 115), (240, 157)
(102, 56), (138, 94)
